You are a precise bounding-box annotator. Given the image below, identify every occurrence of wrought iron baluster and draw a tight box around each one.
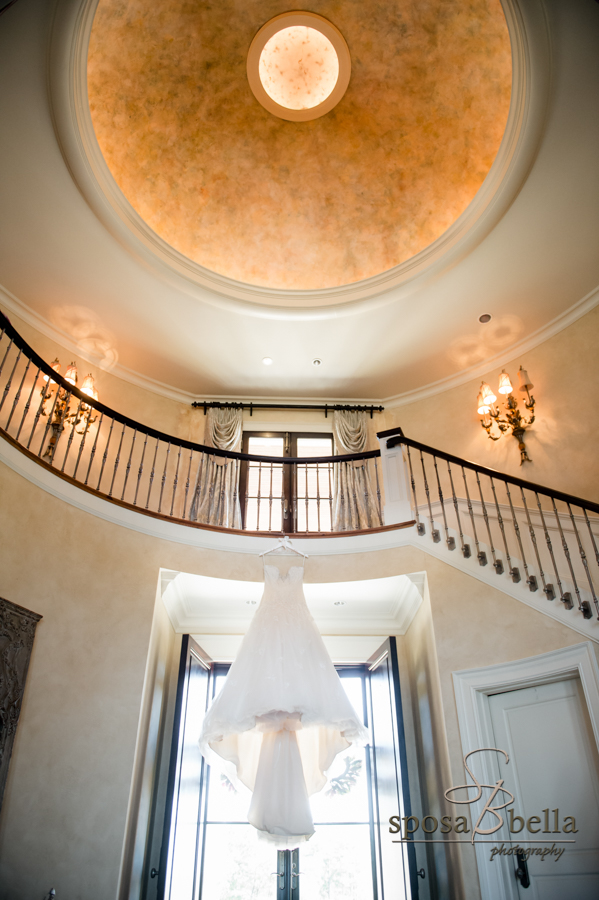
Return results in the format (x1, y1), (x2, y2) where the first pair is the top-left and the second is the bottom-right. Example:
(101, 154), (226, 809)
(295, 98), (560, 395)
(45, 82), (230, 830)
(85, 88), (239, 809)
(583, 508), (599, 569)
(108, 423), (127, 498)
(374, 456), (382, 524)
(0, 336), (14, 381)
(551, 498), (583, 614)
(0, 348), (22, 416)
(170, 445), (182, 518)
(462, 467), (487, 566)
(15, 365), (41, 440)
(218, 458), (227, 526)
(244, 457), (251, 530)
(534, 493), (565, 602)
(97, 418), (115, 491)
(268, 459), (274, 533)
(145, 438), (160, 509)
(84, 413), (104, 485)
(420, 451), (440, 542)
(26, 377), (52, 450)
(567, 503), (596, 618)
(121, 430), (137, 501)
(476, 472), (502, 573)
(433, 455), (454, 550)
(520, 488), (552, 597)
(256, 461), (263, 530)
(328, 459), (334, 529)
(182, 449), (194, 519)
(316, 462), (321, 533)
(406, 445), (424, 535)
(60, 396), (84, 473)
(490, 478), (520, 582)
(305, 463), (309, 532)
(5, 357), (30, 430)
(505, 482), (537, 591)
(72, 410), (93, 481)
(157, 442), (171, 513)
(447, 460), (470, 557)
(134, 433), (148, 506)
(233, 457), (240, 527)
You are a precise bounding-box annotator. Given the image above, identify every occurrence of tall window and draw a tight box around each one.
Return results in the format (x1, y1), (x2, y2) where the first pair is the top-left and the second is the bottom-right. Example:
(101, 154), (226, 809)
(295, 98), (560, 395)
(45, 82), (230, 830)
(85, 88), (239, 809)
(240, 432), (335, 533)
(157, 638), (418, 900)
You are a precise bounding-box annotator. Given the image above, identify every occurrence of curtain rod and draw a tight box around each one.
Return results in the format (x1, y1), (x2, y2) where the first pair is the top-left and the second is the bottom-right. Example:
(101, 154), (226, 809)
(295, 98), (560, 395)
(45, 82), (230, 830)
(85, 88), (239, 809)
(191, 401), (385, 418)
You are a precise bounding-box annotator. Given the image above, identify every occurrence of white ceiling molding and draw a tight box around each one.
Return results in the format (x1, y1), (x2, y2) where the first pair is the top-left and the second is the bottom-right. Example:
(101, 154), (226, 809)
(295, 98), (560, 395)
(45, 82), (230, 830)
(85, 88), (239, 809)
(4, 279), (597, 411)
(161, 571), (423, 636)
(48, 0), (550, 316)
(383, 283), (599, 409)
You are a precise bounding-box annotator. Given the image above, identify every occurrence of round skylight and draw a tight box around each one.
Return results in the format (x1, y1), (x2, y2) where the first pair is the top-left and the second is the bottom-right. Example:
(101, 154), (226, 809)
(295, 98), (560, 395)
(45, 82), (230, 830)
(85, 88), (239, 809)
(259, 26), (339, 110)
(247, 12), (351, 122)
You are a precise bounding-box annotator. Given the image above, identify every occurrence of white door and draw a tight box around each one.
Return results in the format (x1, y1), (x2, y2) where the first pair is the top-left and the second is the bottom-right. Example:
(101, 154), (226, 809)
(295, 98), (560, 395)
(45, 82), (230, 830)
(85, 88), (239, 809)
(489, 678), (599, 899)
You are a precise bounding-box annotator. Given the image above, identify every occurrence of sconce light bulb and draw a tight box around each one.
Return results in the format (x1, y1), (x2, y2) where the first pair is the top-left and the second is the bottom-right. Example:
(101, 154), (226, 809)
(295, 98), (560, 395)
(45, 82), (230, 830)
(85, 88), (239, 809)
(64, 362), (78, 386)
(497, 370), (513, 395)
(477, 392), (490, 415)
(80, 374), (98, 401)
(44, 359), (61, 383)
(480, 381), (497, 406)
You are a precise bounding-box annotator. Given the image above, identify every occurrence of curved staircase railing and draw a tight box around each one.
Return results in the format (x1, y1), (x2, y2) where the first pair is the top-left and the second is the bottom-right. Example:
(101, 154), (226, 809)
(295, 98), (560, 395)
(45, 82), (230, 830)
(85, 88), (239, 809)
(378, 428), (599, 621)
(0, 311), (393, 536)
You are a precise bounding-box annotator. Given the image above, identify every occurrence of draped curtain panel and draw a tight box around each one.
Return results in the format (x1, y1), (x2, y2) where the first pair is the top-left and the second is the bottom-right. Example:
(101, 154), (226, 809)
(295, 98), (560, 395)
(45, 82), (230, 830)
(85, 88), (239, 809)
(332, 410), (382, 531)
(189, 408), (243, 527)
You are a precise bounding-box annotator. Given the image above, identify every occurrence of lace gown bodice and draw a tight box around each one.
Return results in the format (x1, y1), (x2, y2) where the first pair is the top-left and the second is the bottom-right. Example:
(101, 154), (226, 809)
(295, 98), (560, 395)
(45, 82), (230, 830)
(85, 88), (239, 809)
(198, 563), (368, 847)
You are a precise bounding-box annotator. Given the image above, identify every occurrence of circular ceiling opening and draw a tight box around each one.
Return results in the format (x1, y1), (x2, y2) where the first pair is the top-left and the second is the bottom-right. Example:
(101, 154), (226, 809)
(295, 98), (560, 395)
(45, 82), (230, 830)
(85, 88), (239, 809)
(247, 13), (351, 121)
(87, 0), (513, 293)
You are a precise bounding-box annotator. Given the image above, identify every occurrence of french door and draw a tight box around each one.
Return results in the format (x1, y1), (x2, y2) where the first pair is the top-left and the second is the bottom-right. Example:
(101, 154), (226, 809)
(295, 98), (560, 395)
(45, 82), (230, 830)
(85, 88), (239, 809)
(239, 431), (335, 533)
(156, 636), (418, 900)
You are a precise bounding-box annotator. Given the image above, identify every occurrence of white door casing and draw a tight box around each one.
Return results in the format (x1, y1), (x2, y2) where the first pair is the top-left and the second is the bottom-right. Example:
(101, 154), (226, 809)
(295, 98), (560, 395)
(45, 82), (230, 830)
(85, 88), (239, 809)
(489, 679), (599, 899)
(452, 643), (599, 900)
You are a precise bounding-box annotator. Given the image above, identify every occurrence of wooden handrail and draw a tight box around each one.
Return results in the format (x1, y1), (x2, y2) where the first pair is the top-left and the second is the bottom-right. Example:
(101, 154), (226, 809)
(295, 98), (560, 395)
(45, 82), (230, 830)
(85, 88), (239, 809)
(377, 427), (599, 515)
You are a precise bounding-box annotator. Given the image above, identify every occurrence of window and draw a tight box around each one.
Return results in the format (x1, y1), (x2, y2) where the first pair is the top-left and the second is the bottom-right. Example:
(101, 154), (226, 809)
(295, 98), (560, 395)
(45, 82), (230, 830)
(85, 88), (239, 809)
(239, 432), (335, 533)
(157, 638), (418, 900)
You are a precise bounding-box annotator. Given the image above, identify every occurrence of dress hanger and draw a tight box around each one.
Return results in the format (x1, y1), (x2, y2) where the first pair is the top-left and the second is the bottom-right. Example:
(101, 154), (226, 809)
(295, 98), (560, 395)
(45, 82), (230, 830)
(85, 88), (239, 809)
(259, 535), (309, 563)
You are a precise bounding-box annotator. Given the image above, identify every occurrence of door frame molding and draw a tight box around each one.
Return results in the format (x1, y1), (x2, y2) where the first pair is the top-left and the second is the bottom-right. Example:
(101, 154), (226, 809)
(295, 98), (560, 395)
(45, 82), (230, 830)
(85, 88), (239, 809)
(452, 642), (599, 900)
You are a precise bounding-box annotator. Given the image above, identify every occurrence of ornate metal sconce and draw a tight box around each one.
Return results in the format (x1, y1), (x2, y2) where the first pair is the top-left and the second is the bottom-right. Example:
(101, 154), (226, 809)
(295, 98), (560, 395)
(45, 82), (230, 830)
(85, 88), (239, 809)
(477, 366), (535, 464)
(40, 360), (99, 462)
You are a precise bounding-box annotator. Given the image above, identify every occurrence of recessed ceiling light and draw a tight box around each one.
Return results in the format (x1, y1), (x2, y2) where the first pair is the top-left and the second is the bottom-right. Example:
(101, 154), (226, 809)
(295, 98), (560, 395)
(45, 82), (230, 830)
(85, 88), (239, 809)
(479, 314), (492, 324)
(334, 600), (345, 606)
(246, 600), (257, 605)
(262, 357), (273, 366)
(312, 358), (323, 366)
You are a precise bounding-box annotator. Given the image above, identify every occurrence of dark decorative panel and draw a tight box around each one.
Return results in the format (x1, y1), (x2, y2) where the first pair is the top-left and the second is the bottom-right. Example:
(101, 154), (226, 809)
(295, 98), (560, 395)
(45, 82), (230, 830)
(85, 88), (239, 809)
(0, 596), (42, 813)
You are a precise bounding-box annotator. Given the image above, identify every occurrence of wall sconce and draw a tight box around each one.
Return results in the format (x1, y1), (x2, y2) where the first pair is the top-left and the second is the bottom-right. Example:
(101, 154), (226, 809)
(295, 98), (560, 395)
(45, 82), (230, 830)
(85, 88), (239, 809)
(41, 361), (99, 461)
(477, 366), (535, 464)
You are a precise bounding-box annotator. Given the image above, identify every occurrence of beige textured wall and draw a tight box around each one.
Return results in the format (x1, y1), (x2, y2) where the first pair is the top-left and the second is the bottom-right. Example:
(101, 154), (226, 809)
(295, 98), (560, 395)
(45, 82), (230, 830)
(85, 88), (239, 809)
(378, 304), (599, 503)
(0, 454), (595, 898)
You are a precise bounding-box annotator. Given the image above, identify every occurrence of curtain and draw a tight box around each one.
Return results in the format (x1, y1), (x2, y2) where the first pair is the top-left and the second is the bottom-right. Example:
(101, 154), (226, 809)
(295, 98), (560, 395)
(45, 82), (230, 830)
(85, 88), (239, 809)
(189, 407), (242, 527)
(332, 410), (382, 531)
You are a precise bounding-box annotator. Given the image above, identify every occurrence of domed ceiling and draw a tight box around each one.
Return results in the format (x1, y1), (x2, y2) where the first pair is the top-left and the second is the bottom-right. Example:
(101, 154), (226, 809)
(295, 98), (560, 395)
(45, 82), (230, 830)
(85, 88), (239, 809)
(87, 0), (511, 292)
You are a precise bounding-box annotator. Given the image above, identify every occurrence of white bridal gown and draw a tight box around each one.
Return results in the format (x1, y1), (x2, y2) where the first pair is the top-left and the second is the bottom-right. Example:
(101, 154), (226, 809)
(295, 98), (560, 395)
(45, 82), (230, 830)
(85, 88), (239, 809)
(199, 564), (368, 847)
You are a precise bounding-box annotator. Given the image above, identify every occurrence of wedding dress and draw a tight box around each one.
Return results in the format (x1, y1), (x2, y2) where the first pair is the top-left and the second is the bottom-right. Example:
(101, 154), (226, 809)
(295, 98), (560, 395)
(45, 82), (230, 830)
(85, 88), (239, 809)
(199, 564), (368, 847)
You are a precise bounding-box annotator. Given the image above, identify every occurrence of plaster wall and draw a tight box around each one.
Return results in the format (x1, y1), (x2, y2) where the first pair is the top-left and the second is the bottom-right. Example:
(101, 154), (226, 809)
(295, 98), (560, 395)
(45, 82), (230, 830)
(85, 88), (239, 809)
(0, 456), (596, 898)
(379, 302), (599, 503)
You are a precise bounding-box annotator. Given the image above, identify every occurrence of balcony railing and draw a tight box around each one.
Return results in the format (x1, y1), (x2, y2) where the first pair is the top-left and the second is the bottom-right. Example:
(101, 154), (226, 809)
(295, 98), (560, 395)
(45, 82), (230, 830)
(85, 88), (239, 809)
(2, 308), (598, 621)
(0, 311), (393, 536)
(378, 428), (599, 621)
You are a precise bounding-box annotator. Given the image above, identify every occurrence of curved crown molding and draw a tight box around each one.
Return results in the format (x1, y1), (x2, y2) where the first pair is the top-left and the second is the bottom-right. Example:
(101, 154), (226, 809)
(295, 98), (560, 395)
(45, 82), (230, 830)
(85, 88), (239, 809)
(48, 0), (551, 318)
(2, 280), (598, 409)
